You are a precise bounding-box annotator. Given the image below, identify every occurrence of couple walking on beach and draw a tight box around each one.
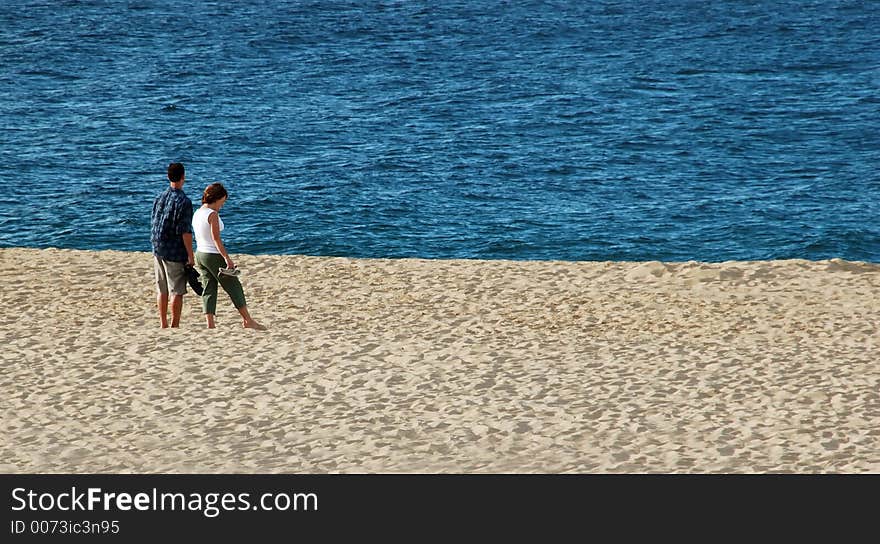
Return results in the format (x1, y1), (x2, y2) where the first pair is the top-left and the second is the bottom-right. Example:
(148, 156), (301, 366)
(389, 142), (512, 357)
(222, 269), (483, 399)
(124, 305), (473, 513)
(150, 162), (266, 330)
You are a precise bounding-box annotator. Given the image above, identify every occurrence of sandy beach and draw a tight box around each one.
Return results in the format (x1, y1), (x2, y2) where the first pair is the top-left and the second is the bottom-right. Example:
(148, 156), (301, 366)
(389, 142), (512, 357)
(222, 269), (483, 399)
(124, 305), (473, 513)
(1, 247), (877, 473)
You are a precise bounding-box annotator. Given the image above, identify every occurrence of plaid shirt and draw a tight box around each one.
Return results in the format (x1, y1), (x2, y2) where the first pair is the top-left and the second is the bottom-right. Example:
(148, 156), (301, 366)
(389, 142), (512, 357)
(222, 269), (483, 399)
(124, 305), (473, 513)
(151, 187), (193, 262)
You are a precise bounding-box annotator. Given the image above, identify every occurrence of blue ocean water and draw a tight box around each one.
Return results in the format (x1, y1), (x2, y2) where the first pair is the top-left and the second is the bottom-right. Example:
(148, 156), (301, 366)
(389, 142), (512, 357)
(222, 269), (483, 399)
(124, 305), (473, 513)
(1, 0), (878, 262)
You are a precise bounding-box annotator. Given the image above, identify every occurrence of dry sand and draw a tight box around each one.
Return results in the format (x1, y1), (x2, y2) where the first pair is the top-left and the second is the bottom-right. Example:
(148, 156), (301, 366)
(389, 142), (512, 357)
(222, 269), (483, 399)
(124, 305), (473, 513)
(1, 247), (878, 473)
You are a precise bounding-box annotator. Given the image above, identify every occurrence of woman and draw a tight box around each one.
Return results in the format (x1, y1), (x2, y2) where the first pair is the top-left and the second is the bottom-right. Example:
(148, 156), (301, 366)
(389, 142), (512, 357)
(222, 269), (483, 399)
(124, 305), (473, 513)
(192, 183), (266, 330)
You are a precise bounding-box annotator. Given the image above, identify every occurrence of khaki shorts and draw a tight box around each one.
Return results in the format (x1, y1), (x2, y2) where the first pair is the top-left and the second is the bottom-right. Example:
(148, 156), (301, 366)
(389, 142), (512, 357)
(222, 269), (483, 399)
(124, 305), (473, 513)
(154, 256), (187, 296)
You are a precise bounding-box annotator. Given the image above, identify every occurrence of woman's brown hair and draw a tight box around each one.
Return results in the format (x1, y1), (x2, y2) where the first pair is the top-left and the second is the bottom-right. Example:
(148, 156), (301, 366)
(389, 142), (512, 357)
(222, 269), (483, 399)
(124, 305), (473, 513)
(202, 183), (228, 205)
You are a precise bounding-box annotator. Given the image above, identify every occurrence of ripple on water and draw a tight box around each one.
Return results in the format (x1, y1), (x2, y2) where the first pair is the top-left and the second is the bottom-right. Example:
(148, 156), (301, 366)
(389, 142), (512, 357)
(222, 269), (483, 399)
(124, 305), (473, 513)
(0, 0), (877, 262)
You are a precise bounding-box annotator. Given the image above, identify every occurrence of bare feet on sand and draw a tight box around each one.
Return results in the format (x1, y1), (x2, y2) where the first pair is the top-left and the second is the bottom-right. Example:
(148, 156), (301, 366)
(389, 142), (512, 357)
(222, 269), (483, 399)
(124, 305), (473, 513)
(243, 319), (267, 330)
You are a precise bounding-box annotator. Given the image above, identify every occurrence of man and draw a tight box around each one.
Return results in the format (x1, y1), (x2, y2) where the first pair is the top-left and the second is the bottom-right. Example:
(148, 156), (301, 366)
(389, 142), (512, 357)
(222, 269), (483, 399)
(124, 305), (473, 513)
(150, 162), (195, 328)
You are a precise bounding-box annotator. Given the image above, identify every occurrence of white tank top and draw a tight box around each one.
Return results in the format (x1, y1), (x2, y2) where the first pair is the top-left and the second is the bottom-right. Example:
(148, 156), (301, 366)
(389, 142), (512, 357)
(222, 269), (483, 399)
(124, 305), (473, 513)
(192, 206), (224, 254)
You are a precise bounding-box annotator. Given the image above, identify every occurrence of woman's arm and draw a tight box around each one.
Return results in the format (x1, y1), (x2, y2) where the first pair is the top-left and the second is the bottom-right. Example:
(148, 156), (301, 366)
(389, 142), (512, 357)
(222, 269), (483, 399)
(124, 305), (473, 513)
(209, 212), (234, 269)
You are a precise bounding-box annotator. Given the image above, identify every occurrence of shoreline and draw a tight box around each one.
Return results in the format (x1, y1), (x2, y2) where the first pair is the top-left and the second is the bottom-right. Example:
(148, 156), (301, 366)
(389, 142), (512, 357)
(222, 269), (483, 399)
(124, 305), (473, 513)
(3, 243), (878, 266)
(1, 246), (878, 472)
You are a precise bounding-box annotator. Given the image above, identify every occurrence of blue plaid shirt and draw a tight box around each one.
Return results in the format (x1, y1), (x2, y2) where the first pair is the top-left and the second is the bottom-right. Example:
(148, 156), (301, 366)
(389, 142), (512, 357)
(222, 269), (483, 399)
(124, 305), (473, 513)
(151, 187), (193, 262)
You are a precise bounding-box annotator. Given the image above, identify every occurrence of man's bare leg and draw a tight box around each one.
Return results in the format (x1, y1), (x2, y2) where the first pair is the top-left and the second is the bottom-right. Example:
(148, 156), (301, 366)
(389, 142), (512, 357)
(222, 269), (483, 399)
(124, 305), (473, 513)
(157, 293), (169, 328)
(170, 294), (184, 328)
(205, 314), (216, 329)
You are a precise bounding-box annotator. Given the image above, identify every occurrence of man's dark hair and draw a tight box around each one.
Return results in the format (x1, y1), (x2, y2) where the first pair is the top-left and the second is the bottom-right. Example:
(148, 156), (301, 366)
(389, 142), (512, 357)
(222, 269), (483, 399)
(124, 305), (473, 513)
(167, 162), (185, 183)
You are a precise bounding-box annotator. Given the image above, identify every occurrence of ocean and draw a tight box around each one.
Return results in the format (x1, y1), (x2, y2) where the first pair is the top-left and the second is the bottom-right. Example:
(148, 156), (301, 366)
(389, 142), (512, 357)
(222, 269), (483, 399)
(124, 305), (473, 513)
(1, 0), (878, 261)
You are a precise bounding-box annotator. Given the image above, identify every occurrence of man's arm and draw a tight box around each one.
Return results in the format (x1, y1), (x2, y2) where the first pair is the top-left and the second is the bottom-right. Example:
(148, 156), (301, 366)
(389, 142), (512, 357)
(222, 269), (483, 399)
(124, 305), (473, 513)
(182, 232), (195, 266)
(180, 199), (195, 266)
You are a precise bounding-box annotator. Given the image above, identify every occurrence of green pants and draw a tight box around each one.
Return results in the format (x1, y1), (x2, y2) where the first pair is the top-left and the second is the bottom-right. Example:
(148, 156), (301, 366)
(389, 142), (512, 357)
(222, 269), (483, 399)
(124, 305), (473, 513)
(195, 252), (247, 315)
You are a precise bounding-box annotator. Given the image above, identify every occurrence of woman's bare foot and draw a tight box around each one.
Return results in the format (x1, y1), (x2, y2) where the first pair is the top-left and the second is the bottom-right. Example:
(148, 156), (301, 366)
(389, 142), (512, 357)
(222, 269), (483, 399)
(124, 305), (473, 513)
(237, 307), (265, 330)
(243, 319), (267, 330)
